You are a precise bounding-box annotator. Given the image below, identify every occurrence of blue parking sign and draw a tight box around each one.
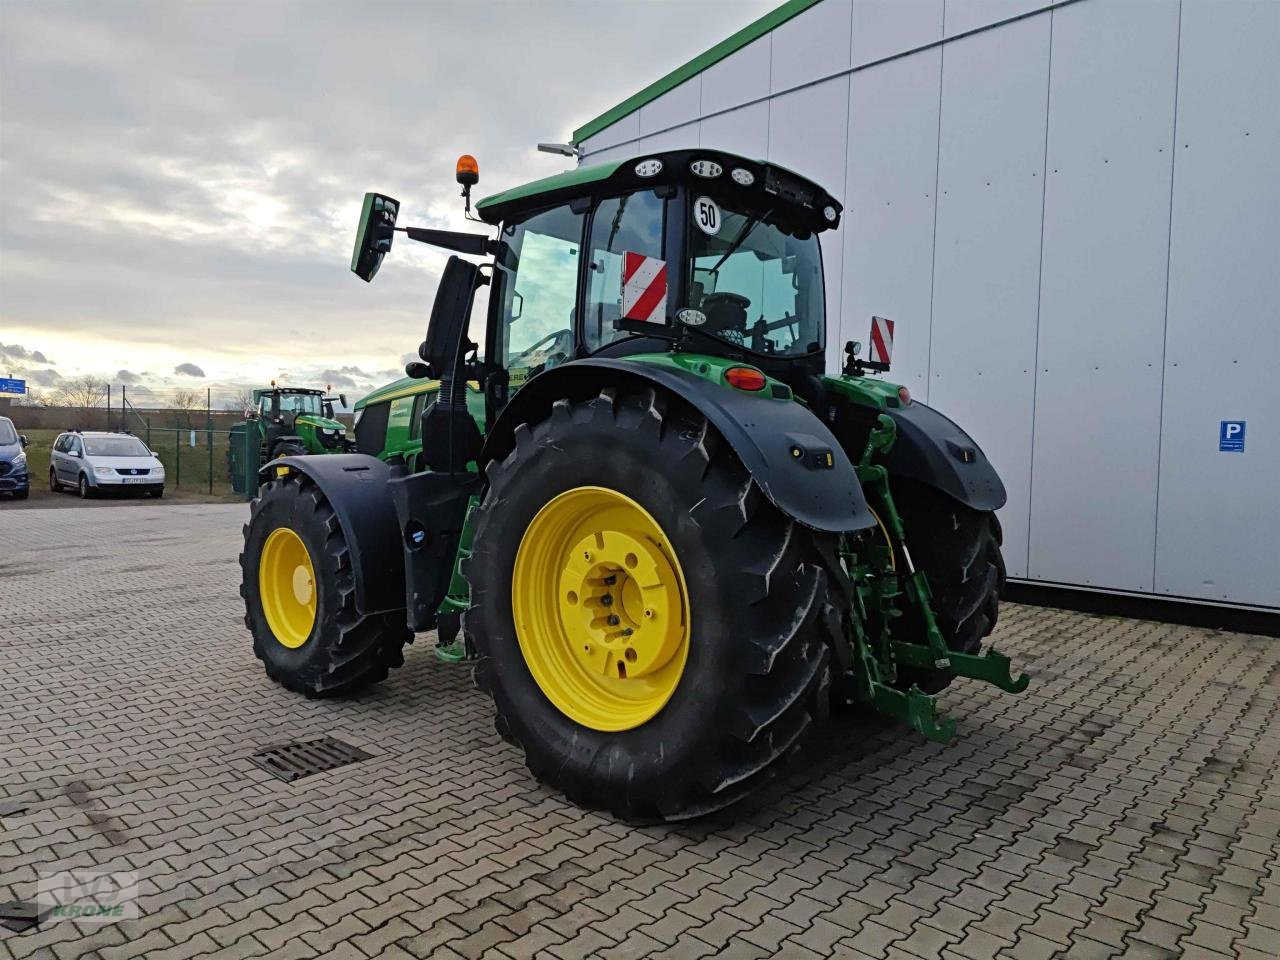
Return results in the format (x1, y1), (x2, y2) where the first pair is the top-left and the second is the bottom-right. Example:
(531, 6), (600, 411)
(1219, 420), (1246, 453)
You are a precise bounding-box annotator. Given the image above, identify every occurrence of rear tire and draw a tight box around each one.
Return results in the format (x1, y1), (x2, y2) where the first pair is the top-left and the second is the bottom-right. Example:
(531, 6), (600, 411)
(240, 473), (412, 697)
(890, 479), (1005, 693)
(465, 387), (831, 821)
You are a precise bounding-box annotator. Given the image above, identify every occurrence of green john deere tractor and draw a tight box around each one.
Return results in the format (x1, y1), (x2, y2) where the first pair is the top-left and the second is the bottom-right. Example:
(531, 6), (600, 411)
(240, 385), (352, 462)
(240, 149), (1027, 820)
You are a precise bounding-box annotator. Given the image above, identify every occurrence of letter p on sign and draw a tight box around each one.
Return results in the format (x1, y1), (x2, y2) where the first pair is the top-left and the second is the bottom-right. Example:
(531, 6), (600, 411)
(1219, 420), (1246, 453)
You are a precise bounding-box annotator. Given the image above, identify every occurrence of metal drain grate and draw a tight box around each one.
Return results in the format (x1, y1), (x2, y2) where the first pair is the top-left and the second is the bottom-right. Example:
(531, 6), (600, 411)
(249, 737), (372, 782)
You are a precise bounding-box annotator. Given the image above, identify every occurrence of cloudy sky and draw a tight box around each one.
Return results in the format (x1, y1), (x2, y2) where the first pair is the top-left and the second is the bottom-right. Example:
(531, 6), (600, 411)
(0, 0), (771, 408)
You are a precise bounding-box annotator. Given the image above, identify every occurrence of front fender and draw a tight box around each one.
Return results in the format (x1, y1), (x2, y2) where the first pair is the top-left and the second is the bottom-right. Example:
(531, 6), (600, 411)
(482, 359), (875, 534)
(260, 454), (404, 615)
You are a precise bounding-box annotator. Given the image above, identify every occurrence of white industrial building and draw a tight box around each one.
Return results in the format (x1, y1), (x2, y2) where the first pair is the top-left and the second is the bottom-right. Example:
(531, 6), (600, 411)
(571, 0), (1278, 612)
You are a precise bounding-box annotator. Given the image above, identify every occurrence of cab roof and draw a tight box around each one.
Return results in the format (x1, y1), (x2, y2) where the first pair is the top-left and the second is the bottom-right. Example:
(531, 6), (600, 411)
(475, 148), (841, 233)
(354, 375), (439, 411)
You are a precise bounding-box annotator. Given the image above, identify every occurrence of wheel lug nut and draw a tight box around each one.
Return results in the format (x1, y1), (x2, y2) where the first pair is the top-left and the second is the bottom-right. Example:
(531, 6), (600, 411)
(603, 575), (617, 585)
(607, 615), (620, 626)
(600, 594), (613, 606)
(621, 627), (633, 636)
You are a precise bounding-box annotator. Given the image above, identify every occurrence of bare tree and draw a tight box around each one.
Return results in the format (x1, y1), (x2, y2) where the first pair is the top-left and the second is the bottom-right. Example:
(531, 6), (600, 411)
(13, 387), (47, 407)
(53, 375), (107, 410)
(223, 388), (256, 416)
(171, 388), (203, 428)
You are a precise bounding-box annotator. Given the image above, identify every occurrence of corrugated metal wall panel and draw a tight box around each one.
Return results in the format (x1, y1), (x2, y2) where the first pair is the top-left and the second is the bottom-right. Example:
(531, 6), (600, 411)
(639, 122), (702, 154)
(767, 78), (852, 368)
(929, 13), (1052, 579)
(699, 102), (770, 159)
(944, 0), (1057, 37)
(851, 0), (944, 66)
(769, 0), (853, 93)
(1155, 0), (1280, 607)
(573, 0), (1278, 609)
(581, 112), (639, 157)
(1028, 0), (1179, 592)
(638, 78), (701, 137)
(700, 36), (772, 115)
(841, 48), (943, 403)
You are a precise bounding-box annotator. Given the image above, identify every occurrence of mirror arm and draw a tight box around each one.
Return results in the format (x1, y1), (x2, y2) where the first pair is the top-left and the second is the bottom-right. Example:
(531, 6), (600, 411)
(401, 227), (498, 257)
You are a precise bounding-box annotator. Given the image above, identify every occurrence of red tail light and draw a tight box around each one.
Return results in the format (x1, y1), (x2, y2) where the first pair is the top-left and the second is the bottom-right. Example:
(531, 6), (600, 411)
(725, 367), (767, 391)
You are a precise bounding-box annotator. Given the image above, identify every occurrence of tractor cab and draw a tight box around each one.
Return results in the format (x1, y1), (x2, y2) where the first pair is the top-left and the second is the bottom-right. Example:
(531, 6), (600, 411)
(247, 385), (351, 459)
(474, 149), (838, 396)
(352, 149), (843, 423)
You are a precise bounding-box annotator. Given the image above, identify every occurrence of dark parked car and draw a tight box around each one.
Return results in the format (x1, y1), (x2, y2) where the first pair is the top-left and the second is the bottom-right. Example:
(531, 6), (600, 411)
(0, 416), (30, 500)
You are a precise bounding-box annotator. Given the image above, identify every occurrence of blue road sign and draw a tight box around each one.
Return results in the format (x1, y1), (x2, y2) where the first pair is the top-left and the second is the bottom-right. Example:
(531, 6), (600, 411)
(1219, 420), (1246, 453)
(0, 377), (26, 395)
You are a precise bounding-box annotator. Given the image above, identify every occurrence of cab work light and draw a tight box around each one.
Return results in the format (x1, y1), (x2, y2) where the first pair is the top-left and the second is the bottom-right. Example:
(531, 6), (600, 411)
(690, 159), (722, 178)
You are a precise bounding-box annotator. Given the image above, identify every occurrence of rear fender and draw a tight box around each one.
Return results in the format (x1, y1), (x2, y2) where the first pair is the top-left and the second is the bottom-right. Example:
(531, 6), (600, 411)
(826, 390), (1006, 512)
(881, 402), (1006, 512)
(482, 359), (875, 534)
(262, 454), (404, 616)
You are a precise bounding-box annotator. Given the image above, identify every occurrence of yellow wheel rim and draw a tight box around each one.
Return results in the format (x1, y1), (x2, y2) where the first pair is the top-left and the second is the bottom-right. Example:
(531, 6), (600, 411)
(512, 486), (690, 732)
(259, 527), (317, 649)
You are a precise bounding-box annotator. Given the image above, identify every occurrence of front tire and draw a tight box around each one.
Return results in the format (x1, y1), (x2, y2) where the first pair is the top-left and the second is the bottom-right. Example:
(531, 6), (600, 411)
(240, 473), (412, 697)
(272, 440), (307, 459)
(890, 479), (1005, 693)
(13, 487), (28, 501)
(78, 475), (94, 499)
(49, 470), (59, 493)
(465, 387), (830, 821)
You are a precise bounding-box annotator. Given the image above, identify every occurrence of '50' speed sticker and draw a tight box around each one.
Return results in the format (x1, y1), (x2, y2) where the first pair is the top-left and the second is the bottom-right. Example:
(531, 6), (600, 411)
(693, 196), (721, 235)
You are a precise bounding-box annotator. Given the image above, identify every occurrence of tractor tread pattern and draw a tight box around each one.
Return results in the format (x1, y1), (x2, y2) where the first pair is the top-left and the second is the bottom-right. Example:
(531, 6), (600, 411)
(891, 478), (1005, 693)
(240, 474), (412, 698)
(465, 386), (830, 822)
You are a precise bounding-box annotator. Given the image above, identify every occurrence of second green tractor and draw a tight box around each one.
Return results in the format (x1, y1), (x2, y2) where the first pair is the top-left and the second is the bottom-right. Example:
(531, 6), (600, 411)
(240, 149), (1027, 820)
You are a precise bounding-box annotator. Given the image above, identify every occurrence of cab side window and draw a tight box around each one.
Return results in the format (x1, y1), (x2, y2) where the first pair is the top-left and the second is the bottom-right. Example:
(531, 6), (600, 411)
(410, 392), (426, 440)
(497, 204), (584, 381)
(584, 191), (665, 352)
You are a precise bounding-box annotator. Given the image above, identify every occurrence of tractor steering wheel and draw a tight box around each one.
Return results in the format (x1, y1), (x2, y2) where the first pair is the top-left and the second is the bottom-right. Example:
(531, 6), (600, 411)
(509, 328), (573, 371)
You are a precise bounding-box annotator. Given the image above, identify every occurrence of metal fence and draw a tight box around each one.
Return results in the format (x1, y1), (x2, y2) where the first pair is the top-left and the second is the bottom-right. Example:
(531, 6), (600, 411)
(134, 425), (233, 498)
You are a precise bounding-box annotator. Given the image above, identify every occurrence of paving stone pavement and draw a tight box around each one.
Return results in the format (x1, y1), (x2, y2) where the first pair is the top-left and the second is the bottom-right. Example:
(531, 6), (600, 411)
(1, 503), (1278, 960)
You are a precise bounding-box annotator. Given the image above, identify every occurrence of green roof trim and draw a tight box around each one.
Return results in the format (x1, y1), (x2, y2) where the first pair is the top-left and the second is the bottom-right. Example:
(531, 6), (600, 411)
(476, 159), (626, 217)
(571, 0), (823, 146)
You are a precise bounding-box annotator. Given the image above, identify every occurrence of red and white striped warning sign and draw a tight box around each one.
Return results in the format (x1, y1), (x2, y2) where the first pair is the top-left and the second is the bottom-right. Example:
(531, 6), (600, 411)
(869, 316), (895, 367)
(621, 252), (668, 324)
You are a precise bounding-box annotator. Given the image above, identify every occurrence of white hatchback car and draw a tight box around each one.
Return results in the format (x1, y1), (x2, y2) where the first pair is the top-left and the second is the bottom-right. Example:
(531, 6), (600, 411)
(49, 431), (165, 499)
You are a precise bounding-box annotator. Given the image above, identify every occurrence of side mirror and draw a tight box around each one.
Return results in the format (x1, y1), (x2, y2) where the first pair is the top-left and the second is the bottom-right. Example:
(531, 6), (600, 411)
(420, 256), (480, 379)
(20, 435), (28, 447)
(339, 394), (348, 409)
(350, 192), (399, 282)
(70, 449), (81, 458)
(404, 360), (431, 379)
